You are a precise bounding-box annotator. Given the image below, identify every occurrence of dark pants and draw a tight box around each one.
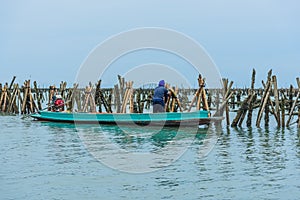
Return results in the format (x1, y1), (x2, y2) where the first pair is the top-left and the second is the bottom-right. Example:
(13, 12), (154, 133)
(153, 104), (165, 113)
(153, 98), (165, 113)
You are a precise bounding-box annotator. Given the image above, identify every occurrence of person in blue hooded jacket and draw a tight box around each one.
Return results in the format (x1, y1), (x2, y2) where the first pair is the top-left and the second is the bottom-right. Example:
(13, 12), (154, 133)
(152, 80), (169, 113)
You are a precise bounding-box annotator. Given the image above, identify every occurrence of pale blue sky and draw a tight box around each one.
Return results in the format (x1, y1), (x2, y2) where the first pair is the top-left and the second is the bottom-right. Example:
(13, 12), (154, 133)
(1, 0), (299, 88)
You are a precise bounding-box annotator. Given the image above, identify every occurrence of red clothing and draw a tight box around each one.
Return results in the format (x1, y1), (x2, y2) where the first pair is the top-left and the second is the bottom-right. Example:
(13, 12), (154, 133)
(54, 99), (64, 107)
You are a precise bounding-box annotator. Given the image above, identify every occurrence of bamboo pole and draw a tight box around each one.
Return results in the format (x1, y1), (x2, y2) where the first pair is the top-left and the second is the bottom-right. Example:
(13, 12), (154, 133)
(171, 87), (177, 112)
(8, 76), (16, 90)
(298, 105), (300, 128)
(121, 81), (133, 113)
(188, 88), (200, 112)
(1, 86), (8, 112)
(27, 80), (34, 113)
(12, 84), (20, 113)
(89, 90), (96, 113)
(121, 82), (130, 113)
(118, 75), (125, 100)
(34, 81), (42, 110)
(231, 95), (251, 127)
(82, 86), (92, 112)
(223, 79), (230, 125)
(7, 84), (18, 113)
(264, 97), (270, 127)
(21, 81), (29, 114)
(256, 70), (272, 127)
(238, 93), (255, 127)
(196, 89), (202, 110)
(201, 87), (209, 111)
(168, 86), (183, 112)
(286, 78), (300, 126)
(66, 83), (78, 112)
(129, 82), (134, 113)
(251, 69), (256, 91)
(272, 76), (280, 126)
(281, 94), (285, 128)
(48, 85), (55, 111)
(288, 85), (293, 113)
(114, 84), (121, 113)
(0, 85), (5, 111)
(165, 83), (171, 112)
(245, 69), (256, 127)
(246, 93), (257, 127)
(214, 91), (233, 117)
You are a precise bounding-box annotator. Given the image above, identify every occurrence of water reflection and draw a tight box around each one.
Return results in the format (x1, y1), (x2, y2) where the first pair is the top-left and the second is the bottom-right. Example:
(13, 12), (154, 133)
(76, 124), (211, 173)
(37, 122), (88, 165)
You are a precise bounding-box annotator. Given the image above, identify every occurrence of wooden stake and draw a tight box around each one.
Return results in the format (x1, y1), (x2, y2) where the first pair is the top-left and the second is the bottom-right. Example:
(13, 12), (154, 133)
(114, 84), (121, 113)
(21, 81), (29, 114)
(281, 94), (285, 127)
(238, 93), (255, 127)
(256, 70), (272, 127)
(287, 78), (300, 126)
(298, 105), (300, 128)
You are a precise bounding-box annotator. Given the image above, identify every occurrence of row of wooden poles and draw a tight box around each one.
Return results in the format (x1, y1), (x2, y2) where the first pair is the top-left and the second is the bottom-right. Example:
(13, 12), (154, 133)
(2, 71), (300, 128)
(0, 75), (209, 115)
(221, 69), (300, 128)
(64, 75), (209, 114)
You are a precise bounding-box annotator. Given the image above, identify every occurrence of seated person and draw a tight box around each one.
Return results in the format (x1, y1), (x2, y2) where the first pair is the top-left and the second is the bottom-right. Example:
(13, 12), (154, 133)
(52, 94), (65, 112)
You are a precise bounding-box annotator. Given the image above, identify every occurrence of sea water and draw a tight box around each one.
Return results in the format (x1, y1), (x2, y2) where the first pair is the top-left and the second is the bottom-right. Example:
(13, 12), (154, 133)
(1, 112), (300, 200)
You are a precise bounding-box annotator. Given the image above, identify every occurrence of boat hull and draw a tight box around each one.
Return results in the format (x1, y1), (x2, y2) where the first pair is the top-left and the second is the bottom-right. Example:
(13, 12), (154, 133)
(31, 110), (223, 126)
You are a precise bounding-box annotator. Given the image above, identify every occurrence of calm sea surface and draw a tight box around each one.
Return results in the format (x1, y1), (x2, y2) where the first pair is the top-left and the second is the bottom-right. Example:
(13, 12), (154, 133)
(1, 113), (300, 200)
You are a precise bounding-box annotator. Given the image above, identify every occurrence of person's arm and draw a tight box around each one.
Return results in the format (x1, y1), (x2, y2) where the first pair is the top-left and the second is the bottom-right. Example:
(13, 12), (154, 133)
(164, 88), (169, 102)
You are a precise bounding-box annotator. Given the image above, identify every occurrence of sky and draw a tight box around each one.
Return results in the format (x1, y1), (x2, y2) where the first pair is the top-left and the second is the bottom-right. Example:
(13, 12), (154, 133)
(0, 0), (299, 88)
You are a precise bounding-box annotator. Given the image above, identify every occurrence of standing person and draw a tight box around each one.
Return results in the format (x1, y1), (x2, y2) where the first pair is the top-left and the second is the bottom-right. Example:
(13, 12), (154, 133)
(152, 80), (169, 113)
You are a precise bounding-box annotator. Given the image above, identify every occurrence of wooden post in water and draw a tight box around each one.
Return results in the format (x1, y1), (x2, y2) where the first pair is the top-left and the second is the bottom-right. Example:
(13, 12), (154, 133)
(196, 85), (202, 111)
(272, 75), (281, 126)
(8, 76), (16, 90)
(188, 74), (209, 112)
(214, 78), (233, 126)
(48, 85), (56, 111)
(121, 81), (134, 113)
(60, 81), (67, 99)
(246, 93), (257, 127)
(114, 84), (121, 113)
(34, 81), (42, 110)
(264, 97), (270, 127)
(82, 86), (96, 112)
(246, 69), (256, 127)
(118, 75), (125, 101)
(136, 88), (141, 113)
(286, 78), (300, 126)
(0, 84), (8, 112)
(66, 83), (78, 112)
(281, 93), (285, 128)
(95, 80), (102, 113)
(231, 92), (253, 127)
(121, 82), (130, 113)
(238, 93), (255, 127)
(256, 70), (272, 127)
(167, 86), (183, 112)
(288, 85), (293, 113)
(224, 79), (231, 125)
(165, 83), (171, 112)
(129, 82), (134, 113)
(7, 84), (19, 113)
(188, 88), (200, 112)
(297, 104), (300, 128)
(21, 81), (29, 114)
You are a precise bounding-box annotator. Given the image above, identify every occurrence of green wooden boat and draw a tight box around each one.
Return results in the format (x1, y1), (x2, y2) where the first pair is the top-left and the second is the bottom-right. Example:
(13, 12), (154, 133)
(31, 110), (223, 126)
